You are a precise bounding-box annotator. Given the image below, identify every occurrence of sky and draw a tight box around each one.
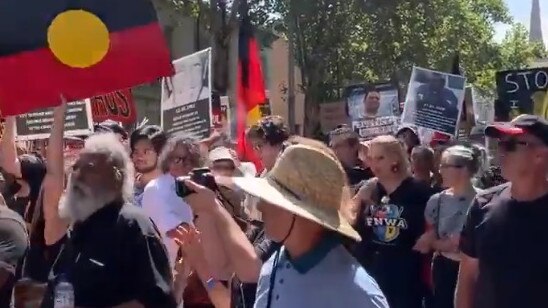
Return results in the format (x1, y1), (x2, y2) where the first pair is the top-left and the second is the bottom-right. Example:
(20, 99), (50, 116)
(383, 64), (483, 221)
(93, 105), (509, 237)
(494, 0), (548, 44)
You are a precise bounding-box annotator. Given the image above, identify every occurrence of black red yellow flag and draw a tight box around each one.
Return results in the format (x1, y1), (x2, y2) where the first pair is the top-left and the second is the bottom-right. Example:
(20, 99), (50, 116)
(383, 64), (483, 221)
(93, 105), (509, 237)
(0, 0), (173, 116)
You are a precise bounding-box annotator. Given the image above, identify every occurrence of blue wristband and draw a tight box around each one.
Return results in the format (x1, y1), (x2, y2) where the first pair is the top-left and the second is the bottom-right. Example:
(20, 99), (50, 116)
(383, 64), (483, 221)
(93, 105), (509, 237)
(205, 277), (217, 291)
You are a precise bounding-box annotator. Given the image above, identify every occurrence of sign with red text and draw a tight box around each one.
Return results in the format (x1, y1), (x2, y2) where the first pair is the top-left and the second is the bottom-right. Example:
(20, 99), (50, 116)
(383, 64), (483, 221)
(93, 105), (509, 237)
(90, 89), (136, 124)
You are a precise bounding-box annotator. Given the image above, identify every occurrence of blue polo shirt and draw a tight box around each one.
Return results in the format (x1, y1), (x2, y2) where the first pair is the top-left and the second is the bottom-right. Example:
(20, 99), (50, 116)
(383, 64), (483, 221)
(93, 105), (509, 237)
(254, 234), (388, 308)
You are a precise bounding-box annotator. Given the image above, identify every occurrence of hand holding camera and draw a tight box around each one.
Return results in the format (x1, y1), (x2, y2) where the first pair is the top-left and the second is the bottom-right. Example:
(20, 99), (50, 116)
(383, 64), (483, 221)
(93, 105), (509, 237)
(176, 168), (221, 214)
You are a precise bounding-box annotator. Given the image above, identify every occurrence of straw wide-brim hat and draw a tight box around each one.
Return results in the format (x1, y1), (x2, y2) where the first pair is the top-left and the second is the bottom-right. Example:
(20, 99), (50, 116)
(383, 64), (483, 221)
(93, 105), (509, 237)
(232, 144), (361, 241)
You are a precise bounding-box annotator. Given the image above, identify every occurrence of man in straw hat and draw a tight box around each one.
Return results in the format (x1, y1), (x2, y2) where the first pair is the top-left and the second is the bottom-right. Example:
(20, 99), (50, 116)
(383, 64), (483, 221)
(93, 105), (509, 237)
(181, 144), (388, 307)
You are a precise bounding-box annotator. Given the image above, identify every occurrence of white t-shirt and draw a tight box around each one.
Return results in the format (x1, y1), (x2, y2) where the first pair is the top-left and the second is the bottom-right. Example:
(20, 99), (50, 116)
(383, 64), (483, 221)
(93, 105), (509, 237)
(142, 174), (193, 269)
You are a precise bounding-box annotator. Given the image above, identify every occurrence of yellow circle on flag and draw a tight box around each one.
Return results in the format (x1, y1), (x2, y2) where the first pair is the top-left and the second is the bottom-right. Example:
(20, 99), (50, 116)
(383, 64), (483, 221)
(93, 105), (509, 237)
(47, 10), (110, 68)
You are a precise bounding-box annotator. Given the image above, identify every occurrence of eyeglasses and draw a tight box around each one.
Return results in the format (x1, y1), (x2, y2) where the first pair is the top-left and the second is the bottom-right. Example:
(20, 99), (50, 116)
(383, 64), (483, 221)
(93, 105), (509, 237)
(497, 139), (540, 152)
(439, 163), (464, 169)
(170, 156), (189, 165)
(212, 163), (235, 171)
(252, 142), (265, 152)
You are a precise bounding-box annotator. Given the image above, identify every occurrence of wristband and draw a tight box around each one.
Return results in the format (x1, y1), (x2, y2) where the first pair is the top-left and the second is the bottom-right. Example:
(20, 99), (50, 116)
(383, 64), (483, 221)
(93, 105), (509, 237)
(205, 277), (217, 291)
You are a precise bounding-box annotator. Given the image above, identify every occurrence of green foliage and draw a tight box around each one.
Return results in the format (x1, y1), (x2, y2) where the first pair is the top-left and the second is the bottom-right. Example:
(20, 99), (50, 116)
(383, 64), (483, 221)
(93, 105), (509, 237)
(157, 0), (546, 134)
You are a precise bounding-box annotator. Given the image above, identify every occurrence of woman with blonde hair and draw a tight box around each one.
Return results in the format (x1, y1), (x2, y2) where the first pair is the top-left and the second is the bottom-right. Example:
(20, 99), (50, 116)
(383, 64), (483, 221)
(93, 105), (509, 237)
(353, 135), (436, 308)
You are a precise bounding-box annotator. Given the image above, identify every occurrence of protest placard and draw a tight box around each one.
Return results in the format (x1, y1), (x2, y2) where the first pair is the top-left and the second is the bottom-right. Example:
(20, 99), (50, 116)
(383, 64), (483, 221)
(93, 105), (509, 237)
(90, 89), (136, 124)
(495, 67), (548, 120)
(345, 82), (400, 122)
(352, 116), (400, 140)
(402, 67), (466, 136)
(161, 48), (212, 140)
(15, 100), (93, 141)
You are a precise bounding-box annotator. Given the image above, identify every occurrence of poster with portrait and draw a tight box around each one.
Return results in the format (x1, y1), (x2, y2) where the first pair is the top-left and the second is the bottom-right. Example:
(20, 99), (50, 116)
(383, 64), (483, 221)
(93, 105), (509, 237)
(345, 82), (400, 139)
(345, 82), (400, 122)
(401, 67), (466, 136)
(161, 48), (212, 140)
(495, 67), (548, 121)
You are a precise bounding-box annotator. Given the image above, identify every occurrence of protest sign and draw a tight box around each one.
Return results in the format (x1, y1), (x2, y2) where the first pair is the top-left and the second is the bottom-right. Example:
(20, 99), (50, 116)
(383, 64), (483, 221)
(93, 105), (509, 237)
(15, 100), (93, 141)
(161, 48), (212, 140)
(90, 89), (136, 124)
(495, 67), (548, 120)
(402, 67), (466, 136)
(352, 116), (400, 140)
(471, 87), (495, 126)
(345, 82), (400, 122)
(211, 94), (232, 138)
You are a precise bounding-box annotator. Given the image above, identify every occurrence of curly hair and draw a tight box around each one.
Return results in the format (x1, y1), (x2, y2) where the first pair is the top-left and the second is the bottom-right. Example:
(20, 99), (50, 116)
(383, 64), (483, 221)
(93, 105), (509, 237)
(245, 115), (289, 146)
(158, 135), (203, 173)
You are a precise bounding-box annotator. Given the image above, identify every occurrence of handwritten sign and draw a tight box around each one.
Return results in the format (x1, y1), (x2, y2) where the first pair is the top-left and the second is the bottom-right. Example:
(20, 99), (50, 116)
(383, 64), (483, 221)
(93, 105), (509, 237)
(496, 67), (548, 120)
(90, 89), (136, 124)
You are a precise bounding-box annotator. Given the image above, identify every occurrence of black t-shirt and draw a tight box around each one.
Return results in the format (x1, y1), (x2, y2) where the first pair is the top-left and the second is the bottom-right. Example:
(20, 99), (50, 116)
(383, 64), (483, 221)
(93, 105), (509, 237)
(345, 166), (374, 188)
(460, 183), (548, 308)
(0, 207), (28, 308)
(355, 177), (434, 308)
(40, 201), (177, 308)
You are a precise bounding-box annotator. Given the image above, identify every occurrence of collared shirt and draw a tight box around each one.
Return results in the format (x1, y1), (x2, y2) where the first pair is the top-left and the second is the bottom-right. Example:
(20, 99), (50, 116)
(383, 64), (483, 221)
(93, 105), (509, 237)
(254, 234), (388, 308)
(142, 174), (194, 269)
(40, 201), (177, 308)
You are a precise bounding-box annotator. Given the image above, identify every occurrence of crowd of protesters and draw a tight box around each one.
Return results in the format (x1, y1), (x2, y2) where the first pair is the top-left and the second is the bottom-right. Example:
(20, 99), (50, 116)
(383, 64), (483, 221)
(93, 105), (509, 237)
(0, 102), (546, 308)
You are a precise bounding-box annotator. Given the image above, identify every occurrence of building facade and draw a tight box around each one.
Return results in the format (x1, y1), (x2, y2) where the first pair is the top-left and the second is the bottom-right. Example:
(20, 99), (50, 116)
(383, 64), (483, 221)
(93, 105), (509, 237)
(132, 3), (305, 133)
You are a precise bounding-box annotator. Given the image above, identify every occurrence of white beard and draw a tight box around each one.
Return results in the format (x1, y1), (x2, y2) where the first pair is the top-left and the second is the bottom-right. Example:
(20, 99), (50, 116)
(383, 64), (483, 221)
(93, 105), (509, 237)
(59, 176), (118, 224)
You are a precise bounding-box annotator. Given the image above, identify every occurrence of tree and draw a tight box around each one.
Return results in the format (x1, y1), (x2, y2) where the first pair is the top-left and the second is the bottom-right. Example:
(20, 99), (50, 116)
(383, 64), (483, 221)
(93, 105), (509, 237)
(474, 23), (547, 97)
(154, 0), (546, 137)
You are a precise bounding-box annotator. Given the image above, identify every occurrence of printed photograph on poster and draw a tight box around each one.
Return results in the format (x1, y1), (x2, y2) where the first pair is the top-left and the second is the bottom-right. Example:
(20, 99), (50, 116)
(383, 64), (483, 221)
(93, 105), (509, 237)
(211, 94), (231, 135)
(495, 67), (548, 120)
(15, 100), (94, 141)
(345, 82), (399, 122)
(161, 48), (212, 139)
(401, 67), (466, 136)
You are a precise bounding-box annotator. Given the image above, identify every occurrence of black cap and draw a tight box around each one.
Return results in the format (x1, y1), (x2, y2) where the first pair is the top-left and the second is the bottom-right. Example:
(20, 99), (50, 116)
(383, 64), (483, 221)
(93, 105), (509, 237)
(485, 114), (548, 145)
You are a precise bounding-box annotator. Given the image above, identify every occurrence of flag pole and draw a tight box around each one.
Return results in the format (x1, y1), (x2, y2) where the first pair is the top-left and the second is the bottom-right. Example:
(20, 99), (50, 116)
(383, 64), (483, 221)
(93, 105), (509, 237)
(287, 0), (296, 134)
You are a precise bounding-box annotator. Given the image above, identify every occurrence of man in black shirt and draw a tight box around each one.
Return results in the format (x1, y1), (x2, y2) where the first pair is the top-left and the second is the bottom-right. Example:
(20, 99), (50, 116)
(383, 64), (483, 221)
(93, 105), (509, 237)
(329, 125), (374, 189)
(41, 133), (176, 308)
(0, 202), (28, 308)
(457, 115), (548, 308)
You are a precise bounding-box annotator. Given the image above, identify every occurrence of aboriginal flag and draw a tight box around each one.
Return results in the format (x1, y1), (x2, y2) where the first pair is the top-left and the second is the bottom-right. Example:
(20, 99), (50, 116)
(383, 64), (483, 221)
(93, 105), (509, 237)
(235, 5), (266, 173)
(0, 0), (173, 116)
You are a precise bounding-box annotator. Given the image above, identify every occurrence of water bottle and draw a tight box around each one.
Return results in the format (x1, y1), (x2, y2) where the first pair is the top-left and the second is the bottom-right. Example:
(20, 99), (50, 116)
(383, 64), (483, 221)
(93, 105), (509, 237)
(53, 274), (74, 308)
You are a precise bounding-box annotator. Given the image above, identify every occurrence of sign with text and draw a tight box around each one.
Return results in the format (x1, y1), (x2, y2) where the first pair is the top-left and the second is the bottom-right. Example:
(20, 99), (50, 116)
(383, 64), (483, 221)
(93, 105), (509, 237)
(90, 89), (136, 124)
(402, 67), (466, 136)
(495, 67), (548, 120)
(15, 100), (93, 141)
(161, 48), (212, 139)
(352, 116), (400, 140)
(162, 98), (210, 138)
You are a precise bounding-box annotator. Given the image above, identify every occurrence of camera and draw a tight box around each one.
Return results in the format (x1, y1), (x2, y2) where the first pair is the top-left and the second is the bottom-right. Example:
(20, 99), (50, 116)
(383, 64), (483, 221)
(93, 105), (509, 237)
(175, 168), (218, 198)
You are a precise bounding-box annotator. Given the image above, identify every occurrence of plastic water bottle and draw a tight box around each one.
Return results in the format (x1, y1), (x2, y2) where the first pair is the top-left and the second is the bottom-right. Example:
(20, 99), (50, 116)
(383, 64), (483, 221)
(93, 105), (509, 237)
(53, 274), (74, 308)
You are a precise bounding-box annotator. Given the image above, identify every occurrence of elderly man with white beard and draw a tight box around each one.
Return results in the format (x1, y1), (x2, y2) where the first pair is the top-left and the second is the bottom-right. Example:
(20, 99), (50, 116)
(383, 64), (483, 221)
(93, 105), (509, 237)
(40, 133), (177, 308)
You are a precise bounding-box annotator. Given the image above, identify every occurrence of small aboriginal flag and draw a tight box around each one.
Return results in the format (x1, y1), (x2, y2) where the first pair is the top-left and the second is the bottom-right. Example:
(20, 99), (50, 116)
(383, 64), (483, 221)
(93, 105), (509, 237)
(0, 0), (173, 116)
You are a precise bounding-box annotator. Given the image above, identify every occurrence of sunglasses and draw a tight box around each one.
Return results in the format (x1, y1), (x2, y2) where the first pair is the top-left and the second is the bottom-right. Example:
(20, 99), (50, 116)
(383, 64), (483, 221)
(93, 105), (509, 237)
(439, 163), (464, 169)
(497, 139), (539, 152)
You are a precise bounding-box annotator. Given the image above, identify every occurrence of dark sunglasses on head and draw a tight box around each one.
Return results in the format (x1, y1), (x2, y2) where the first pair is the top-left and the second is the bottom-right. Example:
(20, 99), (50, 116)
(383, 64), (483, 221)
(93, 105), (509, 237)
(497, 139), (538, 152)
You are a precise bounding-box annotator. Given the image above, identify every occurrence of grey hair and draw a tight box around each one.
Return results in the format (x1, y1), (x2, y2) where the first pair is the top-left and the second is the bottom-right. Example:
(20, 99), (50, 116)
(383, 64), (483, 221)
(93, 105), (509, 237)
(158, 135), (203, 173)
(82, 133), (135, 201)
